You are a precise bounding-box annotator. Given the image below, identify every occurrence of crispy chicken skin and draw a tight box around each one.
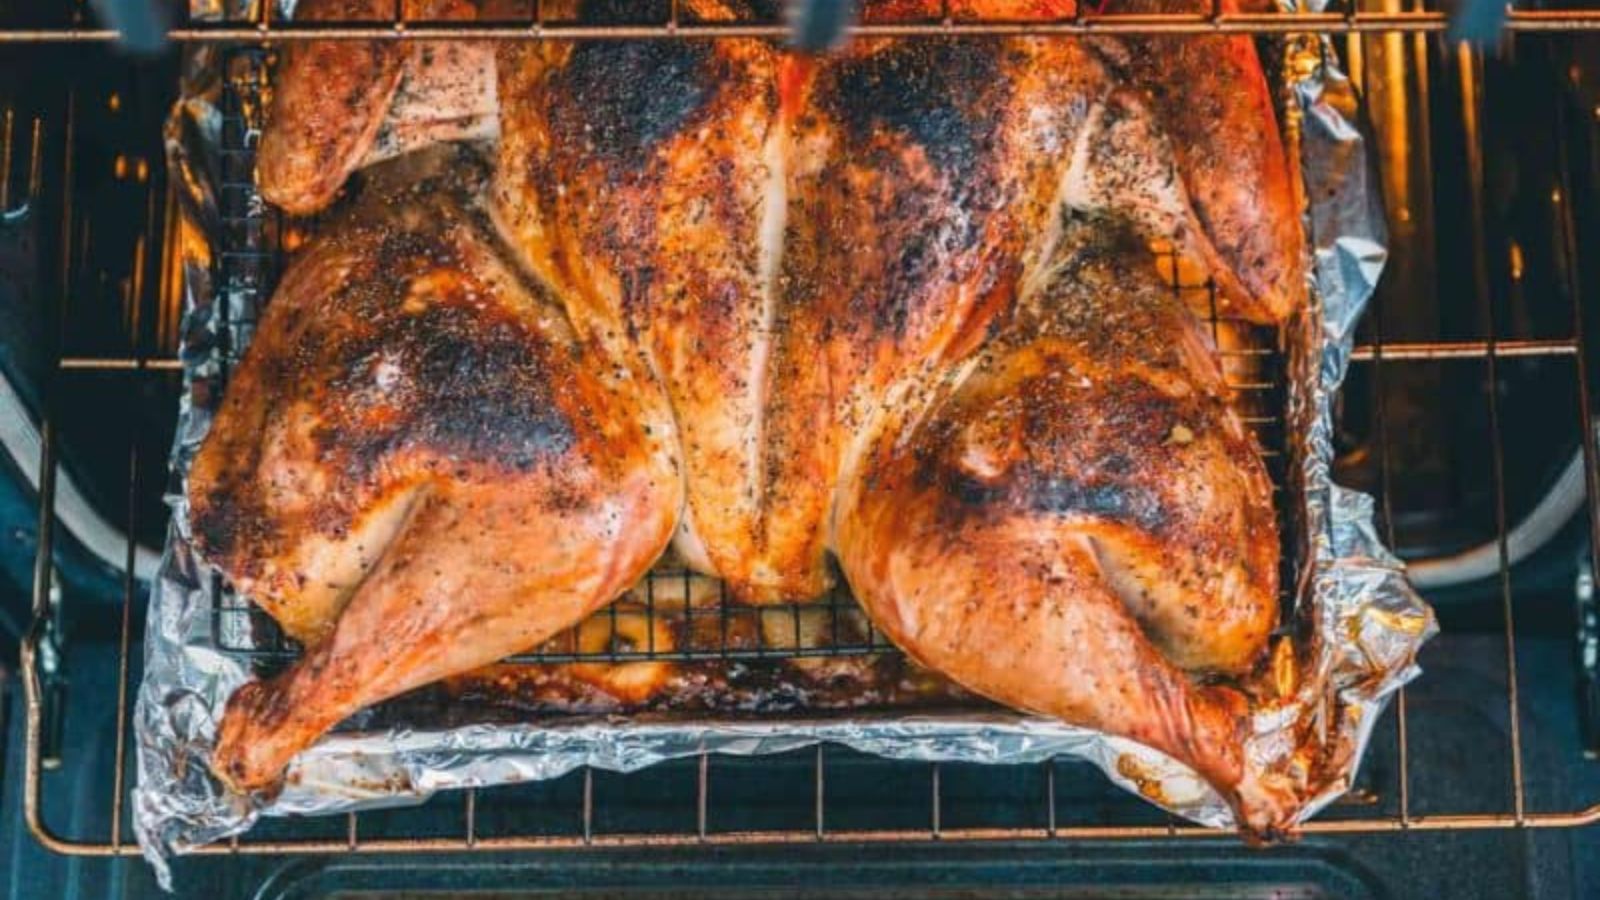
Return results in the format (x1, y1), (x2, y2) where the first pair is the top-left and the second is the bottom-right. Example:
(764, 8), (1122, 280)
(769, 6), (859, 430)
(836, 219), (1286, 827)
(256, 0), (494, 215)
(1097, 0), (1306, 322)
(490, 20), (804, 597)
(200, 0), (1305, 826)
(493, 19), (1263, 602)
(194, 150), (682, 791)
(255, 0), (404, 215)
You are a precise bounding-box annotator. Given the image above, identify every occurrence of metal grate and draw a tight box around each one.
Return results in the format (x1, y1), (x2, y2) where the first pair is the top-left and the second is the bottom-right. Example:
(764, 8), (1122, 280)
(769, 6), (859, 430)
(15, 9), (1600, 862)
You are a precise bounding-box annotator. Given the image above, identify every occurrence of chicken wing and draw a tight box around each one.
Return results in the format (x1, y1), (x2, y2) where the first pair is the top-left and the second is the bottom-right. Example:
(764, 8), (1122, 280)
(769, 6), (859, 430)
(864, 0), (1304, 323)
(1096, 0), (1306, 323)
(257, 0), (495, 215)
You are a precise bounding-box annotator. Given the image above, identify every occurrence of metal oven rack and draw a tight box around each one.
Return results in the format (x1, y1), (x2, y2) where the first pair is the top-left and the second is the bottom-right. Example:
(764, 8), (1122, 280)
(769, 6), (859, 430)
(11, 0), (1600, 863)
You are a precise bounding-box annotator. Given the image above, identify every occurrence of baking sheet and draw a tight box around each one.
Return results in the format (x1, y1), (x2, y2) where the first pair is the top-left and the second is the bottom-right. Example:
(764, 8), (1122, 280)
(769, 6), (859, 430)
(133, 5), (1435, 887)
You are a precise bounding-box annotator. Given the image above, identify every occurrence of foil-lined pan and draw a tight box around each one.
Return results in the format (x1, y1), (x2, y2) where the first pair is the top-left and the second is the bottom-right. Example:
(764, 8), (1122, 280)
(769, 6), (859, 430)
(133, 3), (1436, 887)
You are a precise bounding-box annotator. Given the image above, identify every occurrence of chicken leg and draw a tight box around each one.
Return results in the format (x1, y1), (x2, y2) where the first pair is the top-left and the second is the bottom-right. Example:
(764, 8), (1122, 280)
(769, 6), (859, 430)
(835, 218), (1292, 830)
(194, 150), (682, 791)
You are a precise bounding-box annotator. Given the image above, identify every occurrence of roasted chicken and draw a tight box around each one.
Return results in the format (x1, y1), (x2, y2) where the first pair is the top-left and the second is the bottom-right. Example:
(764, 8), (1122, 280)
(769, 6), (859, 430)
(198, 0), (1305, 830)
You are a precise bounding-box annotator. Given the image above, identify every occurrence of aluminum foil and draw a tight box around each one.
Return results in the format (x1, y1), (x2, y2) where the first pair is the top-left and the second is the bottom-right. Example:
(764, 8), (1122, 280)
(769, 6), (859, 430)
(133, 7), (1436, 888)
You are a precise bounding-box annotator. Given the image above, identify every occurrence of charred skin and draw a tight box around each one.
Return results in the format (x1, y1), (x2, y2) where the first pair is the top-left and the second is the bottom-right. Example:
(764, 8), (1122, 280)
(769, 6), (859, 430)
(197, 151), (682, 792)
(861, 0), (1305, 324)
(763, 37), (1035, 601)
(836, 221), (1288, 829)
(491, 31), (808, 597)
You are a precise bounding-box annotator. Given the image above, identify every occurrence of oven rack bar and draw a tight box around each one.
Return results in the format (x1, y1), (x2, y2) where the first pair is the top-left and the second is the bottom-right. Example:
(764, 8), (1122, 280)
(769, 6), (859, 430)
(3, 9), (1600, 41)
(23, 799), (1600, 858)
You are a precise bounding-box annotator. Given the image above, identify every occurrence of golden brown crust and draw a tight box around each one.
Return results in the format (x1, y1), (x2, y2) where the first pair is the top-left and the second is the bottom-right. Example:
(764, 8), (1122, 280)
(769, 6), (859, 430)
(256, 0), (406, 215)
(1095, 0), (1306, 322)
(837, 221), (1285, 827)
(490, 30), (1232, 602)
(492, 35), (805, 596)
(198, 150), (684, 791)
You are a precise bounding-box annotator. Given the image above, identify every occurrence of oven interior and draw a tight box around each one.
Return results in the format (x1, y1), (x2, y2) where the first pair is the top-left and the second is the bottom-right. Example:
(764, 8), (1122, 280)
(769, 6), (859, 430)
(3, 1), (1600, 897)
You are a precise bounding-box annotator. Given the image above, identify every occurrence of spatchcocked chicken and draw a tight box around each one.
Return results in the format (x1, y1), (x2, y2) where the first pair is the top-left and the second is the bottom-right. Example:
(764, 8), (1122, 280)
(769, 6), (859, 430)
(191, 0), (1306, 832)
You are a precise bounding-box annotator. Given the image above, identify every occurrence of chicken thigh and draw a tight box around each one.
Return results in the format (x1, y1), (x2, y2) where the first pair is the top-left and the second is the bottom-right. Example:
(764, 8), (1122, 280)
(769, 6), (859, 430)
(193, 150), (682, 791)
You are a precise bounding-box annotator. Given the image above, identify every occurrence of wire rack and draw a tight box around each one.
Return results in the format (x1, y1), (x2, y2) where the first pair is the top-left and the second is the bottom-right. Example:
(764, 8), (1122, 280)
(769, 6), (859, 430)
(14, 4), (1600, 861)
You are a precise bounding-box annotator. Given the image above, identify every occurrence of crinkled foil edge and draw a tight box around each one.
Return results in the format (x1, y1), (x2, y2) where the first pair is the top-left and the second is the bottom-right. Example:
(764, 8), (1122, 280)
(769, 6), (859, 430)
(132, 8), (1436, 889)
